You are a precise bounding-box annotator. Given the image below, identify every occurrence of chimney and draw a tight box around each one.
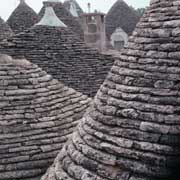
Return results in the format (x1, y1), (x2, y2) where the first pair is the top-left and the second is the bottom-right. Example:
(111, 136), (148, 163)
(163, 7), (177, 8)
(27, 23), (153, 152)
(36, 6), (67, 27)
(87, 3), (91, 13)
(82, 12), (106, 52)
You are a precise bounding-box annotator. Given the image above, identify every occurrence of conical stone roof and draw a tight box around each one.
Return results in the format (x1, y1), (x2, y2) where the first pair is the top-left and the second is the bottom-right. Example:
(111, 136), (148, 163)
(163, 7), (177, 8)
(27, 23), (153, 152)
(63, 0), (83, 17)
(0, 54), (91, 180)
(0, 7), (114, 97)
(105, 0), (140, 39)
(39, 0), (84, 40)
(0, 17), (14, 41)
(41, 0), (180, 179)
(7, 0), (39, 34)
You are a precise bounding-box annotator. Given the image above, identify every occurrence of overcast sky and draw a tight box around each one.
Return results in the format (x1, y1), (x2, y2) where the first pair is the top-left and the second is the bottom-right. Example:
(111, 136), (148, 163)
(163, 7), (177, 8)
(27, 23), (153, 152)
(0, 0), (150, 21)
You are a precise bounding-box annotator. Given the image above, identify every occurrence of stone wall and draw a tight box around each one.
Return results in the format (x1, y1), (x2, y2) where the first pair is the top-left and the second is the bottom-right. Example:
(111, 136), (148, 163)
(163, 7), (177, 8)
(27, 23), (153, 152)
(110, 27), (128, 51)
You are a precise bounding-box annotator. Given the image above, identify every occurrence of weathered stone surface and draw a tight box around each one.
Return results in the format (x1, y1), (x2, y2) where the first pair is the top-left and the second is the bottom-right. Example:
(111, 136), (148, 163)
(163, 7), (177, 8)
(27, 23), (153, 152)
(41, 0), (180, 180)
(0, 54), (91, 179)
(0, 10), (114, 97)
(7, 0), (39, 34)
(0, 17), (14, 41)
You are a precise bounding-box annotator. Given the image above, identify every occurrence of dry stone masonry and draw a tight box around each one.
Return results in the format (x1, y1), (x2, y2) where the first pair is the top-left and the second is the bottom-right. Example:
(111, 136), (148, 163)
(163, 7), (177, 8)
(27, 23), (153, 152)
(0, 17), (14, 41)
(41, 0), (180, 179)
(0, 8), (114, 97)
(106, 0), (140, 40)
(39, 0), (84, 40)
(0, 54), (91, 180)
(7, 0), (39, 34)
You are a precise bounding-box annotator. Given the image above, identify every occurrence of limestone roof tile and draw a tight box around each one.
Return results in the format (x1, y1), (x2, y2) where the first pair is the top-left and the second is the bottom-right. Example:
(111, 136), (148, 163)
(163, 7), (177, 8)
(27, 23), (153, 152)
(41, 0), (180, 179)
(0, 54), (91, 180)
(0, 8), (114, 97)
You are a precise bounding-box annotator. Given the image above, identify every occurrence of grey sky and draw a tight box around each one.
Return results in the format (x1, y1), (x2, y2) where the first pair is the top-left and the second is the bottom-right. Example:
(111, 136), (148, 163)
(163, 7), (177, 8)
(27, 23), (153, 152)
(0, 0), (150, 21)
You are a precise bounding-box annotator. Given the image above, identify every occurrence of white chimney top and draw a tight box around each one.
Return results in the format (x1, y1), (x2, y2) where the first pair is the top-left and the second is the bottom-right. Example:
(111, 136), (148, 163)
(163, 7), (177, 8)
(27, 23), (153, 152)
(36, 7), (67, 27)
(70, 2), (78, 17)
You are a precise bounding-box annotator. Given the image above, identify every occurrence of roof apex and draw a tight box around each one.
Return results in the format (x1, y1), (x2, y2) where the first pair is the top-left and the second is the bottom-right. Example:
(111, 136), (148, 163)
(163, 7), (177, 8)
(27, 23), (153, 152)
(43, 0), (60, 3)
(47, 0), (60, 2)
(20, 0), (25, 3)
(36, 6), (67, 27)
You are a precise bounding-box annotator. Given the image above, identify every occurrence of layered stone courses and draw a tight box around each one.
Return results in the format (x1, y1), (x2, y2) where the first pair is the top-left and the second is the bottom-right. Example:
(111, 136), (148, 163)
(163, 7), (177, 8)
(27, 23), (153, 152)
(0, 54), (91, 179)
(39, 1), (84, 40)
(7, 0), (39, 34)
(41, 0), (180, 179)
(0, 17), (14, 41)
(105, 0), (140, 39)
(0, 25), (114, 97)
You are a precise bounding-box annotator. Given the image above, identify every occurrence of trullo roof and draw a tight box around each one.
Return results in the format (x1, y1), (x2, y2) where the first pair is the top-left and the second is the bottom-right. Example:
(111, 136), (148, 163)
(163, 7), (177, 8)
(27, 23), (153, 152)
(106, 0), (140, 39)
(41, 0), (180, 179)
(0, 54), (91, 180)
(0, 7), (114, 97)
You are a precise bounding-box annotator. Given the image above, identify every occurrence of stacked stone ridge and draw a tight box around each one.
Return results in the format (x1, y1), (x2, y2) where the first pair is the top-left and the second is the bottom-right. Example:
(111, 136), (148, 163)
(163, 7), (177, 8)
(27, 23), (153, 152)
(39, 0), (84, 40)
(63, 0), (84, 17)
(105, 0), (140, 40)
(0, 17), (14, 41)
(0, 54), (91, 180)
(7, 0), (39, 34)
(0, 7), (114, 97)
(41, 0), (180, 179)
